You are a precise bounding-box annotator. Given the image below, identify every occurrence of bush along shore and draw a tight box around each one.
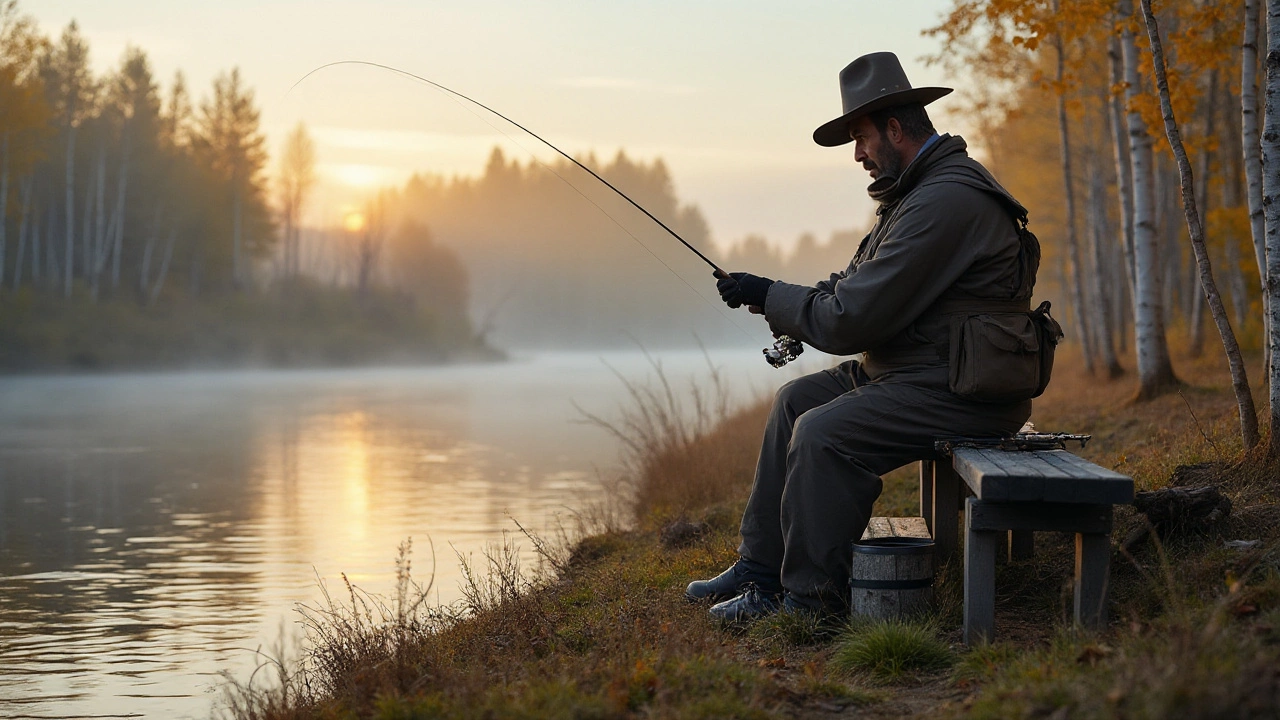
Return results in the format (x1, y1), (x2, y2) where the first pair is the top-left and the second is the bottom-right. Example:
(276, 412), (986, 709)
(0, 280), (501, 372)
(225, 347), (1280, 719)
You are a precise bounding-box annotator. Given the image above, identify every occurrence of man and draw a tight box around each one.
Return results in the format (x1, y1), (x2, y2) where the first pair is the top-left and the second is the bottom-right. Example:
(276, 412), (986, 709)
(692, 52), (1038, 621)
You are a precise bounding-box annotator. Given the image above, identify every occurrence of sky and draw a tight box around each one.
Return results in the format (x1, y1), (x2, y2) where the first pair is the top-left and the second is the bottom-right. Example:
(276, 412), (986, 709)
(28, 0), (968, 252)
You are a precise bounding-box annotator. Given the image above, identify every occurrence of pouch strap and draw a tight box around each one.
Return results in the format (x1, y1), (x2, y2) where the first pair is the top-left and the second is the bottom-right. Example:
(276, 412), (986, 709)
(865, 296), (1034, 365)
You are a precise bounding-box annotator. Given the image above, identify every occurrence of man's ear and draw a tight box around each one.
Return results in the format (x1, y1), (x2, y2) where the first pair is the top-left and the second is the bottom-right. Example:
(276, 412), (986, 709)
(886, 117), (905, 145)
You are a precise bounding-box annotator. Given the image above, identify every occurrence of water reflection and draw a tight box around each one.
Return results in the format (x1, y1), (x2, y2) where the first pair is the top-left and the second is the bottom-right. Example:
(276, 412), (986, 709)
(0, 351), (799, 718)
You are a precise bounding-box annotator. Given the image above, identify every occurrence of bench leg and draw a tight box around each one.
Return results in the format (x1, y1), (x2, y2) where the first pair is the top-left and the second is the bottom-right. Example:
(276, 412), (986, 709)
(919, 460), (934, 534)
(932, 462), (960, 565)
(1074, 531), (1111, 631)
(964, 498), (998, 645)
(1008, 530), (1034, 561)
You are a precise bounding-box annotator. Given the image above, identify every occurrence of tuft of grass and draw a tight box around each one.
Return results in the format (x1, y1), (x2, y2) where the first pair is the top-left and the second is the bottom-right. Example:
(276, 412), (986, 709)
(953, 641), (1022, 684)
(748, 607), (844, 649)
(829, 618), (955, 681)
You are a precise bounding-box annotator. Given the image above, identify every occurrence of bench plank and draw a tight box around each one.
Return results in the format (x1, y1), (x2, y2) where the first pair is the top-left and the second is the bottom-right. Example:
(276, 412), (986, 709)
(952, 448), (1134, 505)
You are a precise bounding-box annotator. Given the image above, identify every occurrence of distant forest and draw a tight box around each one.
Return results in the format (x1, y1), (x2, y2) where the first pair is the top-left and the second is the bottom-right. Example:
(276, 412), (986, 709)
(378, 148), (862, 348)
(0, 3), (485, 370)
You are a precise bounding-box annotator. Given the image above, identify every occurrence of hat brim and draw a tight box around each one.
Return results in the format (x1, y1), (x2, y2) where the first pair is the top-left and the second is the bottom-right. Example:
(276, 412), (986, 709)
(812, 87), (953, 147)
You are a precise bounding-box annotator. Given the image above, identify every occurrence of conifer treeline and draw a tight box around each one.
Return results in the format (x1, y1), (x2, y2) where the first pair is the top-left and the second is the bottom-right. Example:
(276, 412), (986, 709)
(0, 2), (485, 368)
(386, 147), (859, 348)
(0, 6), (275, 301)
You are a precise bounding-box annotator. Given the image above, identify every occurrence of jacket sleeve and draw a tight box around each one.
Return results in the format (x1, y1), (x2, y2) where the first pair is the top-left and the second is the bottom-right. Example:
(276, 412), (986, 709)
(762, 183), (998, 356)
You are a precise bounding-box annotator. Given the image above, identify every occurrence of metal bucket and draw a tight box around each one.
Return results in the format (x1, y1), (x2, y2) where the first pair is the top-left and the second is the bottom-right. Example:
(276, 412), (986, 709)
(850, 536), (935, 619)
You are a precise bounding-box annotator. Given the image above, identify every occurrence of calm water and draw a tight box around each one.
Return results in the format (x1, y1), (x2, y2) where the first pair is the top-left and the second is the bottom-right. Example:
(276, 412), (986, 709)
(0, 350), (804, 719)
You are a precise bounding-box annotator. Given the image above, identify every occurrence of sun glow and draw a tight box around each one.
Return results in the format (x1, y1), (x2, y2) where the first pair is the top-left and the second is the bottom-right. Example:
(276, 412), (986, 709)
(329, 163), (387, 189)
(343, 212), (367, 233)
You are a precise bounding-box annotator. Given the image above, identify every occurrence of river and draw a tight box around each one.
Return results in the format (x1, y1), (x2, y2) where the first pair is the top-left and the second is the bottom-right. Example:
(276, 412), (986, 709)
(0, 349), (823, 719)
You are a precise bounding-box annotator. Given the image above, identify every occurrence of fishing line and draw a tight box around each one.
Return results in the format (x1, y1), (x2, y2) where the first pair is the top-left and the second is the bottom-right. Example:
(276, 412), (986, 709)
(288, 60), (763, 341)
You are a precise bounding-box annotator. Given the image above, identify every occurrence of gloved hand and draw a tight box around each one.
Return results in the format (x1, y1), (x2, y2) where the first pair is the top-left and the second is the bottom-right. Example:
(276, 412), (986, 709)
(715, 271), (775, 309)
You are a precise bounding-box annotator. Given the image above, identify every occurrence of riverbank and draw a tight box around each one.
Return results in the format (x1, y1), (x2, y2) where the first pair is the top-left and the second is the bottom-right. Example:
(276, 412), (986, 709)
(227, 346), (1280, 719)
(0, 281), (500, 372)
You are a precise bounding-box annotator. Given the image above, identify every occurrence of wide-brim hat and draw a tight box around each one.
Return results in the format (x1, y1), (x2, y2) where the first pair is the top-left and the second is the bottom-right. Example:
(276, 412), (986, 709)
(812, 52), (952, 147)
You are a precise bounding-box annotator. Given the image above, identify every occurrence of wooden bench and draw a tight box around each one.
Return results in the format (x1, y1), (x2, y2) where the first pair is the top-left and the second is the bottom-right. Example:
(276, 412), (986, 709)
(916, 444), (1134, 645)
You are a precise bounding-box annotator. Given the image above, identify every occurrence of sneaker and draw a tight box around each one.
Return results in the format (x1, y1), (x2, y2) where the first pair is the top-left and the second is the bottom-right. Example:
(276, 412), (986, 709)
(708, 583), (782, 624)
(685, 558), (781, 603)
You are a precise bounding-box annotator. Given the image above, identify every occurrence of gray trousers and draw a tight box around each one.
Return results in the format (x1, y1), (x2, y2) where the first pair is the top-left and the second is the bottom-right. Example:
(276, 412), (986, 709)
(738, 360), (1031, 609)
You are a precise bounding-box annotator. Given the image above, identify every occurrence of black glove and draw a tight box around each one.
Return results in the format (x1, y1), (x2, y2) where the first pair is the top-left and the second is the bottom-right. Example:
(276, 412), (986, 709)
(715, 271), (774, 309)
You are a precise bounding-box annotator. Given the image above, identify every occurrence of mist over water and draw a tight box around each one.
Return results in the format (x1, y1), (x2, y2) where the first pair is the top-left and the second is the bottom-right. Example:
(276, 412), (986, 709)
(0, 350), (821, 718)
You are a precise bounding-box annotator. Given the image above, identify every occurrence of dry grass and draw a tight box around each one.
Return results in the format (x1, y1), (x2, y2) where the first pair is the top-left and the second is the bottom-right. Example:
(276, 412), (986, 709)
(225, 342), (1280, 719)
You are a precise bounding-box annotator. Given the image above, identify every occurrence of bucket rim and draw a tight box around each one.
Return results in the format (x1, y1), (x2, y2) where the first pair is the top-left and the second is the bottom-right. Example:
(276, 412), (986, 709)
(852, 536), (935, 555)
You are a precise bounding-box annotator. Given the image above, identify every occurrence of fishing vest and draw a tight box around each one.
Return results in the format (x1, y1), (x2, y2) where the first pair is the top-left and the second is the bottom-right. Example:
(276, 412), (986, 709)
(863, 189), (1064, 403)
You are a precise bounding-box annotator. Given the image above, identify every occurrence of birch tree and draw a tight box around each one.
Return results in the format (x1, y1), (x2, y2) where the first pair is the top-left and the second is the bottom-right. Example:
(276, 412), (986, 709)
(1120, 0), (1179, 398)
(1264, 0), (1280, 455)
(1245, 0), (1271, 373)
(277, 122), (315, 281)
(1142, 0), (1260, 449)
(1051, 0), (1098, 374)
(39, 21), (95, 297)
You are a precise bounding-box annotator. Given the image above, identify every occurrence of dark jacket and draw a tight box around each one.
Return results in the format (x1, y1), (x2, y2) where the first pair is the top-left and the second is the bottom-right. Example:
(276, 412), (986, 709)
(763, 135), (1031, 385)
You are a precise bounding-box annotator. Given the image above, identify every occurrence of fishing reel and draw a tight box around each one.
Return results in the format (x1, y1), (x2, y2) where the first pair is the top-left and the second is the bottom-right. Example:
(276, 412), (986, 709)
(763, 335), (804, 368)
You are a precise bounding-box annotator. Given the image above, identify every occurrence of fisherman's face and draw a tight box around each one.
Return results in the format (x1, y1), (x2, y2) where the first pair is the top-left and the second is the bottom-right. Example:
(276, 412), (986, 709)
(849, 115), (903, 180)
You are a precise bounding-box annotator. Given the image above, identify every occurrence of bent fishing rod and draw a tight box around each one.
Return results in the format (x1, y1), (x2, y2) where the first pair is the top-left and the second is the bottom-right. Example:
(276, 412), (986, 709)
(291, 60), (803, 368)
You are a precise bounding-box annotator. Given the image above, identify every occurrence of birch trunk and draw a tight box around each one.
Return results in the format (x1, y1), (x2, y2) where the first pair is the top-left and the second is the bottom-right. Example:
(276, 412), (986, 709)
(31, 198), (41, 282)
(81, 161), (94, 293)
(1122, 0), (1179, 399)
(1189, 70), (1219, 358)
(1143, 0), (1260, 449)
(1246, 0), (1271, 376)
(149, 227), (177, 306)
(1110, 34), (1138, 293)
(91, 149), (106, 301)
(1227, 240), (1249, 327)
(1264, 0), (1280, 456)
(1087, 153), (1124, 377)
(138, 204), (161, 296)
(232, 181), (243, 288)
(14, 177), (31, 289)
(1054, 13), (1097, 374)
(111, 130), (130, 291)
(64, 125), (75, 297)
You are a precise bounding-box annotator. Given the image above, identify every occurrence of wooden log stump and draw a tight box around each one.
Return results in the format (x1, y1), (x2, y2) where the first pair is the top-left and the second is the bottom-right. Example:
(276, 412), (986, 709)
(852, 517), (934, 620)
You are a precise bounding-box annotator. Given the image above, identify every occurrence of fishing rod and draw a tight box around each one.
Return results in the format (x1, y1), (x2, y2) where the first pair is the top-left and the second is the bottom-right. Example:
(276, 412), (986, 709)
(290, 60), (803, 367)
(292, 61), (725, 275)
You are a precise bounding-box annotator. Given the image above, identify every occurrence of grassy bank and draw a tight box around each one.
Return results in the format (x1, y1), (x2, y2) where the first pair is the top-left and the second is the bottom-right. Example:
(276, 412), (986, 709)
(0, 280), (499, 372)
(227, 346), (1280, 719)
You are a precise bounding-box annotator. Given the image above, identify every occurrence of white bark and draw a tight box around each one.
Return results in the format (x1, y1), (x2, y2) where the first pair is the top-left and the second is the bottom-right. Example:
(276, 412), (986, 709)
(1087, 152), (1123, 376)
(1054, 12), (1097, 374)
(1264, 0), (1280, 455)
(149, 227), (177, 306)
(1122, 0), (1179, 398)
(91, 149), (106, 300)
(1246, 0), (1270, 323)
(1109, 34), (1138, 293)
(1189, 70), (1219, 358)
(111, 128), (131, 291)
(14, 176), (31, 289)
(232, 180), (243, 288)
(64, 126), (75, 297)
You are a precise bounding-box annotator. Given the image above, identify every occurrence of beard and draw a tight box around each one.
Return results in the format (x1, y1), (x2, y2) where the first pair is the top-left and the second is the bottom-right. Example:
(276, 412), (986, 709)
(874, 135), (905, 180)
